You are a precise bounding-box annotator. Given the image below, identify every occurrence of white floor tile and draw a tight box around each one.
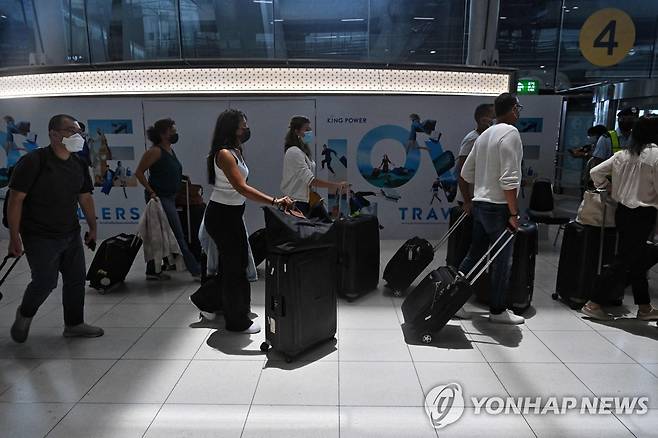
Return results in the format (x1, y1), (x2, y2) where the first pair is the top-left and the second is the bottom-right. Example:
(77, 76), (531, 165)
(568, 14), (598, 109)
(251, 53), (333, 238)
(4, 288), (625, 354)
(0, 402), (73, 438)
(338, 306), (401, 330)
(143, 404), (249, 438)
(340, 406), (438, 438)
(428, 408), (534, 437)
(120, 284), (189, 304)
(340, 362), (423, 407)
(152, 304), (204, 328)
(534, 331), (634, 364)
(94, 303), (170, 327)
(568, 363), (658, 409)
(31, 304), (115, 329)
(253, 361), (338, 406)
(415, 362), (508, 407)
(466, 325), (560, 363)
(407, 322), (485, 362)
(339, 329), (411, 362)
(0, 358), (41, 393)
(124, 328), (209, 359)
(491, 363), (595, 400)
(643, 363), (658, 378)
(523, 308), (594, 331)
(617, 409), (658, 438)
(194, 330), (273, 361)
(82, 359), (188, 403)
(524, 410), (634, 438)
(46, 403), (160, 438)
(0, 359), (114, 402)
(167, 360), (263, 404)
(600, 331), (658, 364)
(242, 405), (339, 438)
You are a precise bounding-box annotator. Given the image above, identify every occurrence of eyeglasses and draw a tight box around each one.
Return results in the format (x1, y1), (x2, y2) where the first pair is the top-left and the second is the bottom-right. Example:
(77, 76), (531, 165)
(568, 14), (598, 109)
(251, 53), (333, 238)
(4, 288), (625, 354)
(56, 127), (80, 135)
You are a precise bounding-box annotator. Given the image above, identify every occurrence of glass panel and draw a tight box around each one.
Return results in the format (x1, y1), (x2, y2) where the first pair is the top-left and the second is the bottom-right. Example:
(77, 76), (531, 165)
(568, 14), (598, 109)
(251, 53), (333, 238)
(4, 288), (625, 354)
(369, 0), (468, 64)
(497, 0), (562, 90)
(179, 0), (273, 59)
(274, 0), (369, 60)
(86, 0), (180, 63)
(0, 0), (39, 68)
(557, 1), (656, 89)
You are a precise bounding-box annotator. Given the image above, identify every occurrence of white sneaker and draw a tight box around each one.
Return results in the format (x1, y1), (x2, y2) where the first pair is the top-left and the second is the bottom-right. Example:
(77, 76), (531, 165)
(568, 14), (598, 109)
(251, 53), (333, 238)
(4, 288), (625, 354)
(240, 321), (261, 334)
(489, 310), (525, 325)
(454, 307), (471, 320)
(200, 311), (217, 321)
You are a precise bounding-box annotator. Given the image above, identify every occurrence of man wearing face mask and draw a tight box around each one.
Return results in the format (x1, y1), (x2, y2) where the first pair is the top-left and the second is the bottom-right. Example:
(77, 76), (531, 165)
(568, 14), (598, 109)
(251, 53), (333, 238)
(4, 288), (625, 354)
(591, 107), (640, 165)
(7, 114), (103, 343)
(135, 118), (202, 281)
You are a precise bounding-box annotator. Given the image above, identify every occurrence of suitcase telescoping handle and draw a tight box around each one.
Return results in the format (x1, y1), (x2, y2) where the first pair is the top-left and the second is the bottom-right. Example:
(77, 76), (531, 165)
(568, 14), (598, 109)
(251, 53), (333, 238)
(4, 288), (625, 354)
(432, 211), (468, 252)
(461, 228), (516, 287)
(0, 255), (22, 287)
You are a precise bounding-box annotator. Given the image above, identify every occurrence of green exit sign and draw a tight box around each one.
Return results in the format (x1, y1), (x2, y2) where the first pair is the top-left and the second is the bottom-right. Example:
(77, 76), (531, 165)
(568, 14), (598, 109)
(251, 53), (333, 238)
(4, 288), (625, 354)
(517, 79), (539, 95)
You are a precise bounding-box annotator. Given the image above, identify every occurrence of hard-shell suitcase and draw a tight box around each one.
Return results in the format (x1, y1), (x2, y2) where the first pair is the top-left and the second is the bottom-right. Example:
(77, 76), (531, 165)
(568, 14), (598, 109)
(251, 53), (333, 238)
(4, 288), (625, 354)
(472, 222), (538, 314)
(402, 229), (516, 344)
(554, 190), (623, 308)
(87, 233), (142, 292)
(0, 255), (22, 302)
(383, 212), (468, 296)
(249, 228), (267, 267)
(260, 245), (337, 362)
(335, 214), (380, 300)
(178, 203), (205, 262)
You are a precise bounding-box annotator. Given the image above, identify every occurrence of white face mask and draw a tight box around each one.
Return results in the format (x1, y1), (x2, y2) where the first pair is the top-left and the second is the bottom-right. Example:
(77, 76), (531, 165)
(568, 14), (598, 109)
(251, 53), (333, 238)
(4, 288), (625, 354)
(62, 133), (85, 152)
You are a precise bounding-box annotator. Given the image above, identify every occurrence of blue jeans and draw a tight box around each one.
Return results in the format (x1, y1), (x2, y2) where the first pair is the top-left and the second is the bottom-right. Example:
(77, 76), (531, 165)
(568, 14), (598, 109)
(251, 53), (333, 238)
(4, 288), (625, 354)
(20, 231), (86, 326)
(146, 193), (201, 276)
(458, 202), (514, 314)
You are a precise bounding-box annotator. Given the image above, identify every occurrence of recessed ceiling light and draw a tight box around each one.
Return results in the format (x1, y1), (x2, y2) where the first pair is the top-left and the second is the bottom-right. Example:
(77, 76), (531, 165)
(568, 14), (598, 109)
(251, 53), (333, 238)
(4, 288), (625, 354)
(341, 18), (365, 22)
(499, 16), (507, 20)
(540, 65), (545, 68)
(430, 50), (437, 54)
(572, 6), (579, 9)
(413, 17), (435, 21)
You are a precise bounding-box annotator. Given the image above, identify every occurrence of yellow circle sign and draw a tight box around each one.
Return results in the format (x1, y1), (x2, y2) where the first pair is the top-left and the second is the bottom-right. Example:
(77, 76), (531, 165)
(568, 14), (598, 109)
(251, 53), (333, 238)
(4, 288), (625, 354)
(579, 8), (636, 67)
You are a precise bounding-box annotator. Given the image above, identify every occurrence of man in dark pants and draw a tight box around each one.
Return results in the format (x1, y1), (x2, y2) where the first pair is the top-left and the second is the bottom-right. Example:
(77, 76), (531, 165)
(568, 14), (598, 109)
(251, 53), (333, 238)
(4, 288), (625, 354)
(457, 93), (525, 325)
(7, 114), (104, 343)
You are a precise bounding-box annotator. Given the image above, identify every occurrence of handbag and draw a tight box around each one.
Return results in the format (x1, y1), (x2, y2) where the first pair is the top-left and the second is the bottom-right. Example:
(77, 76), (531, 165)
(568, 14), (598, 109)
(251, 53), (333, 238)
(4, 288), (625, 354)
(576, 190), (617, 227)
(263, 206), (336, 252)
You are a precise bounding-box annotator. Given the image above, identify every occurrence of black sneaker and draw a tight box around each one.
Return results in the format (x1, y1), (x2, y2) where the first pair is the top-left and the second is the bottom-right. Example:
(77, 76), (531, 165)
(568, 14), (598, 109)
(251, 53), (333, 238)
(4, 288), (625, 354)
(10, 306), (33, 343)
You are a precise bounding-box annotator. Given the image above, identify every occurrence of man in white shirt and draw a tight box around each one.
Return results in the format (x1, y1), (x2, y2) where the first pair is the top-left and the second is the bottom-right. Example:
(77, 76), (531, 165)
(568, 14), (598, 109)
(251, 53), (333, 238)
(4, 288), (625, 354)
(457, 93), (525, 325)
(455, 103), (495, 204)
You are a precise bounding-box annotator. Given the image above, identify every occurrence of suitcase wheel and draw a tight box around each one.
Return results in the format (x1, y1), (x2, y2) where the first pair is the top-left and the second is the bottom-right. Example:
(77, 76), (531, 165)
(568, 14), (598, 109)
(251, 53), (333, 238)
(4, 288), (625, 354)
(260, 342), (270, 353)
(551, 293), (558, 300)
(392, 289), (403, 297)
(421, 333), (433, 344)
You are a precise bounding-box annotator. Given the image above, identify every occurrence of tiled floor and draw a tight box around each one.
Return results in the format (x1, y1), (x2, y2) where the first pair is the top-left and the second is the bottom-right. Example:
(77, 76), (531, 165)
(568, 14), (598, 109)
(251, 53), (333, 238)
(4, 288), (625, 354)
(0, 235), (657, 437)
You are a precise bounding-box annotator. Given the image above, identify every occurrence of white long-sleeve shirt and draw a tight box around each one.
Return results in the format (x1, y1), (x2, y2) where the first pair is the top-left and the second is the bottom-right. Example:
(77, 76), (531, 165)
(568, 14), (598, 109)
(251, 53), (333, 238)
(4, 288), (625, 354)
(281, 146), (315, 202)
(590, 144), (658, 209)
(460, 123), (523, 204)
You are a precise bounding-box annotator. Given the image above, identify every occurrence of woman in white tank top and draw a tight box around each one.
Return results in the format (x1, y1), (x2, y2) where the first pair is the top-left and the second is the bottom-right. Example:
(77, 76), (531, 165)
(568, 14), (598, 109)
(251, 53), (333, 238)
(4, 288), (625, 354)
(192, 109), (293, 334)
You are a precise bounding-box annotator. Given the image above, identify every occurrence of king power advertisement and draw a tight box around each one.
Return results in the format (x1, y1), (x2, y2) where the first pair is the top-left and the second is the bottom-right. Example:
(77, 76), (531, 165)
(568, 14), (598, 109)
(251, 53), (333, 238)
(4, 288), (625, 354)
(0, 95), (562, 239)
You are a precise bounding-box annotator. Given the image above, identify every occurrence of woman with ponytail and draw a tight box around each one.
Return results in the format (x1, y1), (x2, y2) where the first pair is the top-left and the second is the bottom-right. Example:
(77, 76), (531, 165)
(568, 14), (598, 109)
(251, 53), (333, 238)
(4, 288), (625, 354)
(200, 109), (293, 334)
(281, 115), (349, 216)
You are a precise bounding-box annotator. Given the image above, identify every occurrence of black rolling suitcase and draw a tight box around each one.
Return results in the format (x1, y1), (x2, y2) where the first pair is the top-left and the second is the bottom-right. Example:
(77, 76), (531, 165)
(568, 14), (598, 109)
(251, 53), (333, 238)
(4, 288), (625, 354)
(261, 245), (337, 362)
(554, 191), (623, 309)
(471, 222), (538, 314)
(87, 233), (142, 292)
(383, 211), (468, 296)
(402, 228), (516, 344)
(248, 228), (267, 267)
(0, 255), (22, 302)
(335, 214), (380, 300)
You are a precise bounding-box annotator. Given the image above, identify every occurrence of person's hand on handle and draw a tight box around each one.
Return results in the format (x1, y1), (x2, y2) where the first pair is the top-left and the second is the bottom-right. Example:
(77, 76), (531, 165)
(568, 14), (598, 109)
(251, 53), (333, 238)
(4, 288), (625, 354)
(335, 181), (350, 193)
(149, 190), (158, 201)
(462, 200), (473, 215)
(8, 235), (23, 258)
(273, 196), (295, 210)
(85, 228), (97, 251)
(508, 214), (520, 231)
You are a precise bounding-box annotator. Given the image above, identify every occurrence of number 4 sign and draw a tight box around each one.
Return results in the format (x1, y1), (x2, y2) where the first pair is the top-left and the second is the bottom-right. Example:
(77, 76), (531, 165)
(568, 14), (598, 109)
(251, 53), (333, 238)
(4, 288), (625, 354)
(579, 8), (636, 67)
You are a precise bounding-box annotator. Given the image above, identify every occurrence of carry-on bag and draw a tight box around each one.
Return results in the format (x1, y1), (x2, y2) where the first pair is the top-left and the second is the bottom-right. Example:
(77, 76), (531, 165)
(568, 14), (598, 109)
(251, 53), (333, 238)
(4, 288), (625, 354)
(248, 228), (267, 267)
(333, 190), (380, 300)
(554, 189), (624, 308)
(177, 178), (205, 263)
(383, 211), (468, 296)
(0, 255), (22, 302)
(87, 233), (142, 292)
(260, 244), (338, 362)
(402, 228), (516, 344)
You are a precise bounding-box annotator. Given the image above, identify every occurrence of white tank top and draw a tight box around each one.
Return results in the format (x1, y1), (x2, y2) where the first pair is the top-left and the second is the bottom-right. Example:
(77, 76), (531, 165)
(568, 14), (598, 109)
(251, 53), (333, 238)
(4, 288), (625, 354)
(210, 148), (249, 205)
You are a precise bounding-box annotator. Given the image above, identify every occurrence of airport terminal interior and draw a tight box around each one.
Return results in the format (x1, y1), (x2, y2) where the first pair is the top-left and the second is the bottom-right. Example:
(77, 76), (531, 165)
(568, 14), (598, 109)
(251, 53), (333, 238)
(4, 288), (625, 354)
(1, 0), (658, 437)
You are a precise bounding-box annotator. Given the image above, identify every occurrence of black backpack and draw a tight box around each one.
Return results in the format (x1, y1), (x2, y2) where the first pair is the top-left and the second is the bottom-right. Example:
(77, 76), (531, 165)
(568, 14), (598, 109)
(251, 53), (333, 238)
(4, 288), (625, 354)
(2, 148), (48, 228)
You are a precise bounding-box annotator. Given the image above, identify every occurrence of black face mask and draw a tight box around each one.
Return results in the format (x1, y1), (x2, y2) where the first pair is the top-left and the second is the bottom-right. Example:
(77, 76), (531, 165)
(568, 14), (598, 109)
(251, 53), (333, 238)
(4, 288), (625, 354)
(240, 128), (251, 144)
(169, 133), (179, 144)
